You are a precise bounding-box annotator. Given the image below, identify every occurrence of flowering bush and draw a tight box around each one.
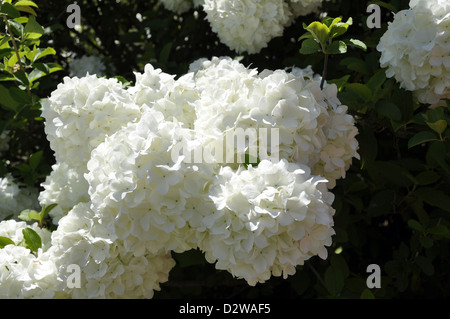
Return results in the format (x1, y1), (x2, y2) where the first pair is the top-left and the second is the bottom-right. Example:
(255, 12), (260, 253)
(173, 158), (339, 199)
(1, 0), (449, 300)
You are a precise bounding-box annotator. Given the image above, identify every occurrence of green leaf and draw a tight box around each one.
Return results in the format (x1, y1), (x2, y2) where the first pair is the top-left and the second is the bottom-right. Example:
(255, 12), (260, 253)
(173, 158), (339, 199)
(327, 74), (350, 91)
(298, 33), (313, 42)
(299, 38), (320, 55)
(360, 288), (375, 299)
(324, 265), (345, 296)
(40, 203), (57, 220)
(14, 5), (36, 16)
(375, 100), (402, 121)
(18, 209), (40, 222)
(329, 26), (347, 40)
(14, 1), (39, 8)
(414, 171), (441, 186)
(326, 40), (347, 54)
(22, 228), (42, 253)
(345, 38), (367, 51)
(0, 3), (20, 18)
(0, 236), (15, 248)
(427, 225), (448, 236)
(341, 57), (371, 75)
(9, 86), (31, 105)
(0, 84), (21, 112)
(345, 83), (372, 102)
(419, 234), (433, 248)
(28, 62), (62, 83)
(305, 21), (330, 46)
(414, 187), (450, 213)
(367, 69), (387, 94)
(408, 131), (439, 148)
(31, 47), (56, 62)
(29, 150), (43, 170)
(415, 256), (434, 276)
(7, 19), (23, 37)
(408, 219), (424, 232)
(159, 42), (173, 66)
(426, 120), (447, 135)
(12, 69), (29, 86)
(23, 15), (44, 40)
(426, 141), (450, 174)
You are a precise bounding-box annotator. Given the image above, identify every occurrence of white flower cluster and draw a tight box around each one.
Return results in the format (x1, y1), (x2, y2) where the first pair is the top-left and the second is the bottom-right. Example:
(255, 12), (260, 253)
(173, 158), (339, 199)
(377, 0), (450, 104)
(68, 55), (107, 78)
(0, 220), (55, 298)
(158, 0), (323, 54)
(1, 56), (358, 297)
(0, 174), (40, 221)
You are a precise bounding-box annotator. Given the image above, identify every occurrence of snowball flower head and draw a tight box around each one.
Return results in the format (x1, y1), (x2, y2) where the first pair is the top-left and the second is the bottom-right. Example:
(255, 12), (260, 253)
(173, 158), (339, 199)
(200, 159), (335, 285)
(47, 202), (175, 298)
(41, 75), (141, 166)
(203, 0), (292, 54)
(86, 109), (217, 255)
(68, 55), (107, 77)
(377, 0), (450, 104)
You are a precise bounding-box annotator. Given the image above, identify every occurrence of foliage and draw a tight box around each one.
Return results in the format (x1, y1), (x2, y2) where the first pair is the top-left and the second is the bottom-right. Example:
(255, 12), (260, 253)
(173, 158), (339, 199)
(0, 0), (61, 187)
(0, 0), (449, 299)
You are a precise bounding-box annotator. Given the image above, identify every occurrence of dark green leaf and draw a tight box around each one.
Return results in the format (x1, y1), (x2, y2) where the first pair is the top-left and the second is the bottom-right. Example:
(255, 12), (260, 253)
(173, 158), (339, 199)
(427, 225), (448, 236)
(0, 236), (15, 248)
(360, 288), (375, 299)
(22, 228), (42, 253)
(14, 5), (37, 16)
(414, 171), (441, 186)
(23, 15), (44, 40)
(7, 19), (23, 37)
(299, 38), (320, 55)
(426, 141), (450, 174)
(0, 84), (21, 112)
(414, 187), (450, 213)
(426, 120), (447, 135)
(324, 265), (345, 296)
(415, 256), (434, 276)
(159, 42), (173, 65)
(0, 3), (20, 18)
(344, 83), (372, 102)
(408, 131), (439, 148)
(29, 150), (43, 170)
(408, 219), (424, 232)
(375, 100), (401, 121)
(326, 40), (347, 54)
